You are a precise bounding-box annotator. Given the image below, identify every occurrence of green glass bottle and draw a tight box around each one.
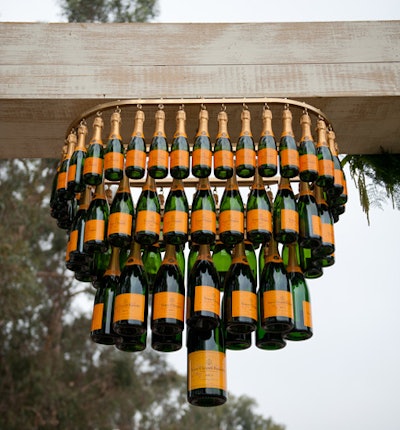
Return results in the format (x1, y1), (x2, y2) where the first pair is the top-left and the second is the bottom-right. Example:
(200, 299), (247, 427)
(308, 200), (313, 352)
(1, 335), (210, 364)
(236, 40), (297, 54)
(90, 247), (111, 288)
(246, 169), (272, 245)
(257, 106), (278, 177)
(104, 110), (124, 182)
(327, 131), (348, 207)
(176, 244), (186, 279)
(219, 173), (244, 246)
(163, 178), (189, 245)
(56, 131), (76, 201)
(115, 332), (147, 352)
(186, 244), (221, 330)
(223, 241), (257, 334)
(190, 177), (216, 245)
(148, 108), (168, 179)
(187, 243), (200, 279)
(279, 107), (299, 178)
(134, 174), (161, 246)
(125, 109), (146, 180)
(67, 121), (88, 195)
(83, 115), (104, 186)
(299, 245), (323, 279)
(212, 241), (232, 291)
(235, 108), (256, 178)
(298, 111), (318, 182)
(244, 240), (257, 283)
(151, 244), (185, 336)
(192, 107), (212, 178)
(187, 326), (227, 407)
(326, 129), (345, 199)
(284, 244), (313, 341)
(315, 119), (334, 188)
(151, 331), (182, 352)
(50, 154), (64, 220)
(273, 177), (299, 244)
(170, 107), (190, 179)
(313, 185), (335, 258)
(142, 243), (162, 294)
(214, 109), (234, 180)
(297, 181), (322, 249)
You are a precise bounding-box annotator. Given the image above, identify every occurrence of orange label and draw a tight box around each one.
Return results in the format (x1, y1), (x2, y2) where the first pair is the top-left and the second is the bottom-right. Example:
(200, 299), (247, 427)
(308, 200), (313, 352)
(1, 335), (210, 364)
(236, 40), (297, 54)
(194, 285), (220, 316)
(311, 214), (322, 237)
(303, 300), (312, 328)
(334, 169), (342, 186)
(188, 350), (226, 391)
(84, 219), (105, 242)
(67, 163), (77, 183)
(65, 239), (71, 262)
(246, 208), (272, 232)
(318, 159), (334, 177)
(191, 209), (216, 234)
(126, 149), (146, 169)
(148, 149), (168, 169)
(258, 147), (277, 166)
(170, 149), (189, 169)
(321, 222), (334, 244)
(56, 171), (67, 191)
(232, 290), (257, 320)
(219, 210), (244, 234)
(299, 153), (318, 173)
(135, 210), (160, 234)
(214, 150), (233, 169)
(280, 148), (299, 167)
(263, 290), (293, 319)
(104, 151), (124, 171)
(69, 229), (79, 254)
(281, 209), (299, 232)
(83, 156), (103, 176)
(163, 210), (188, 235)
(152, 291), (184, 321)
(193, 148), (212, 168)
(236, 147), (256, 167)
(91, 303), (104, 331)
(113, 293), (145, 323)
(108, 212), (133, 236)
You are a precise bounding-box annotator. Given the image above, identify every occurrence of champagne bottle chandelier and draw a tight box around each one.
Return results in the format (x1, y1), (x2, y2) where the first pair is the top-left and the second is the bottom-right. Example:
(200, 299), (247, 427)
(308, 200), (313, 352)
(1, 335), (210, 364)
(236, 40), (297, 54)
(50, 97), (347, 407)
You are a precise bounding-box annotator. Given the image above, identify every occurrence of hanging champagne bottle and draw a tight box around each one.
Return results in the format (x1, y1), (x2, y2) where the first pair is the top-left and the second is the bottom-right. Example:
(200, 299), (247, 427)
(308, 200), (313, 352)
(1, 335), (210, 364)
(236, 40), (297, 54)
(186, 243), (221, 330)
(257, 105), (278, 177)
(113, 239), (148, 337)
(83, 114), (104, 186)
(67, 121), (88, 195)
(313, 185), (335, 258)
(187, 243), (200, 278)
(187, 326), (227, 407)
(151, 244), (185, 336)
(326, 129), (344, 198)
(273, 176), (299, 244)
(176, 244), (186, 279)
(170, 107), (190, 179)
(297, 181), (322, 249)
(315, 119), (334, 188)
(50, 150), (65, 220)
(107, 171), (134, 249)
(148, 107), (168, 179)
(190, 177), (216, 245)
(299, 245), (323, 279)
(56, 131), (76, 201)
(90, 247), (112, 288)
(298, 111), (318, 182)
(134, 173), (161, 246)
(279, 107), (299, 178)
(104, 109), (124, 181)
(142, 243), (162, 293)
(125, 108), (146, 180)
(235, 107), (256, 178)
(163, 178), (189, 245)
(212, 241), (232, 291)
(213, 108), (234, 180)
(192, 107), (212, 178)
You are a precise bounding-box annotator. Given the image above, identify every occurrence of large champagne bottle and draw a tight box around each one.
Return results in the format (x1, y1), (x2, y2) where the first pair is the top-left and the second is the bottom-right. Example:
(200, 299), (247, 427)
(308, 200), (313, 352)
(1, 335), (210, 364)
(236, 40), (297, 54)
(313, 185), (335, 258)
(279, 107), (299, 178)
(273, 177), (299, 244)
(315, 119), (334, 188)
(151, 244), (185, 336)
(125, 109), (146, 180)
(257, 106), (278, 177)
(212, 241), (231, 290)
(134, 174), (161, 245)
(192, 107), (212, 178)
(113, 240), (148, 337)
(148, 108), (168, 179)
(83, 115), (104, 186)
(186, 244), (221, 330)
(297, 181), (322, 249)
(298, 111), (318, 182)
(170, 107), (190, 179)
(190, 178), (216, 245)
(187, 326), (227, 407)
(235, 108), (256, 178)
(142, 243), (162, 293)
(327, 130), (348, 206)
(163, 178), (189, 245)
(67, 121), (88, 195)
(104, 110), (124, 182)
(222, 241), (257, 334)
(218, 173), (244, 246)
(56, 131), (76, 201)
(246, 168), (273, 245)
(214, 109), (234, 180)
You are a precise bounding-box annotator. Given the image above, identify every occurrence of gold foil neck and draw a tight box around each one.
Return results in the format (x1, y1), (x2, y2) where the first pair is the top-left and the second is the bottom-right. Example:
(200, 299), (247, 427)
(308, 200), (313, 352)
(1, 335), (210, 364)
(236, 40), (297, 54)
(66, 132), (77, 157)
(162, 243), (178, 265)
(76, 123), (88, 150)
(174, 109), (187, 137)
(299, 180), (312, 195)
(327, 130), (338, 156)
(171, 178), (184, 190)
(106, 247), (121, 276)
(93, 116), (104, 130)
(155, 109), (165, 121)
(198, 108), (209, 121)
(132, 109), (145, 137)
(217, 110), (229, 137)
(316, 119), (328, 147)
(197, 177), (210, 190)
(118, 171), (131, 192)
(281, 108), (294, 137)
(261, 108), (274, 136)
(154, 109), (166, 136)
(300, 113), (313, 141)
(110, 111), (122, 125)
(241, 109), (251, 121)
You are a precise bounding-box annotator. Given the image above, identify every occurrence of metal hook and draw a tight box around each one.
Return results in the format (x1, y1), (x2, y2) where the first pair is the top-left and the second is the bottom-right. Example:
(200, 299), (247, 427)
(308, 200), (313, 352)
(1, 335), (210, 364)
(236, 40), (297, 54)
(137, 103), (143, 110)
(264, 102), (270, 110)
(115, 106), (121, 113)
(96, 111), (103, 117)
(158, 103), (164, 110)
(221, 103), (226, 112)
(201, 103), (207, 110)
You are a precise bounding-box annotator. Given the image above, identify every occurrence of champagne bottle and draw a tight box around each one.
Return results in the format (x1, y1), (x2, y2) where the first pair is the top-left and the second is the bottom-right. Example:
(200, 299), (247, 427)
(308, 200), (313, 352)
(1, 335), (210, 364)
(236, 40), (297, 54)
(142, 243), (162, 293)
(212, 241), (231, 291)
(107, 172), (134, 249)
(56, 132), (76, 201)
(235, 108), (256, 178)
(113, 240), (148, 337)
(284, 244), (313, 341)
(176, 244), (186, 279)
(50, 154), (64, 219)
(223, 241), (257, 334)
(221, 294), (251, 350)
(104, 110), (124, 181)
(246, 169), (273, 245)
(313, 185), (335, 257)
(187, 243), (199, 277)
(134, 174), (161, 246)
(83, 115), (104, 186)
(84, 180), (109, 254)
(279, 107), (299, 178)
(90, 247), (112, 288)
(170, 107), (190, 179)
(257, 106), (278, 177)
(326, 129), (345, 198)
(214, 109), (234, 180)
(190, 178), (216, 245)
(219, 173), (244, 246)
(259, 236), (294, 333)
(125, 109), (146, 180)
(298, 112), (318, 182)
(297, 181), (322, 249)
(148, 108), (168, 179)
(315, 119), (334, 188)
(186, 244), (221, 330)
(299, 245), (323, 279)
(273, 177), (299, 244)
(67, 121), (88, 195)
(187, 326), (227, 407)
(151, 331), (182, 352)
(163, 178), (189, 245)
(244, 240), (258, 283)
(192, 107), (212, 178)
(151, 244), (185, 336)
(115, 332), (147, 352)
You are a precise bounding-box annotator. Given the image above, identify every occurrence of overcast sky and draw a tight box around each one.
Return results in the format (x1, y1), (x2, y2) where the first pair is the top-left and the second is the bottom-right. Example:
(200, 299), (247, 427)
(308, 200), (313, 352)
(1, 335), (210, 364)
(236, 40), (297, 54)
(1, 1), (400, 430)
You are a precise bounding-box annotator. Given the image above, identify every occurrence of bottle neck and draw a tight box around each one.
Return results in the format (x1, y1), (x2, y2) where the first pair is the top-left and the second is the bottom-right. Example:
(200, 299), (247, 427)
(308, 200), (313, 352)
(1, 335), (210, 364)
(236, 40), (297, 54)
(93, 181), (106, 200)
(251, 168), (264, 190)
(132, 110), (145, 137)
(79, 186), (92, 210)
(196, 109), (210, 137)
(240, 109), (252, 137)
(300, 113), (313, 141)
(76, 124), (88, 150)
(265, 236), (282, 263)
(105, 247), (121, 276)
(174, 109), (187, 138)
(66, 133), (77, 159)
(171, 178), (184, 192)
(316, 120), (328, 147)
(278, 177), (292, 192)
(314, 184), (326, 206)
(162, 244), (178, 265)
(327, 130), (338, 156)
(127, 240), (143, 266)
(90, 117), (104, 144)
(217, 111), (229, 138)
(281, 109), (294, 137)
(224, 173), (239, 191)
(232, 241), (248, 264)
(286, 244), (301, 273)
(143, 174), (156, 192)
(153, 109), (166, 137)
(197, 177), (210, 191)
(299, 180), (313, 197)
(117, 171), (131, 193)
(197, 243), (212, 262)
(261, 108), (274, 136)
(109, 112), (122, 140)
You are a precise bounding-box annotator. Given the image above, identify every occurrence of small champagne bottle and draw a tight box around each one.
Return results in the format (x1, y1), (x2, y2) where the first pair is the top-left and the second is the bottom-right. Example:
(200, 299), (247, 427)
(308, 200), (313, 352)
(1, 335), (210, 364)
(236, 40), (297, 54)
(170, 107), (190, 179)
(326, 129), (345, 198)
(192, 107), (212, 178)
(235, 108), (256, 178)
(67, 121), (88, 195)
(56, 131), (76, 201)
(315, 119), (335, 188)
(313, 185), (335, 258)
(298, 111), (318, 182)
(83, 115), (104, 186)
(142, 243), (162, 294)
(125, 109), (146, 180)
(297, 181), (322, 249)
(257, 106), (278, 177)
(213, 109), (234, 180)
(279, 107), (299, 178)
(148, 108), (168, 179)
(104, 110), (124, 181)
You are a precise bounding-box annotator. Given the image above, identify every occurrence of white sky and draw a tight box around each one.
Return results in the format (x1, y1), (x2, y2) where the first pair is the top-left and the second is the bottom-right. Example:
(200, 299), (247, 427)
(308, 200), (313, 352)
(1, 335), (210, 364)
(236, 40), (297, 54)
(1, 1), (400, 430)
